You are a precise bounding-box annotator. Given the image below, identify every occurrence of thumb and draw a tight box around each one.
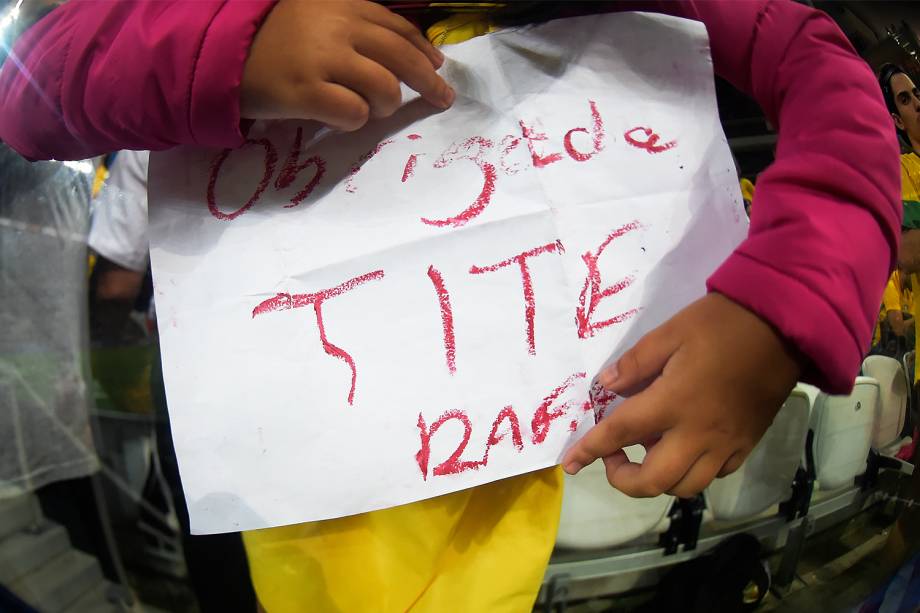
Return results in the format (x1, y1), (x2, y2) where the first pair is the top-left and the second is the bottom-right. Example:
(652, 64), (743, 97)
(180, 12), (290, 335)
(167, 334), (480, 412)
(599, 324), (679, 395)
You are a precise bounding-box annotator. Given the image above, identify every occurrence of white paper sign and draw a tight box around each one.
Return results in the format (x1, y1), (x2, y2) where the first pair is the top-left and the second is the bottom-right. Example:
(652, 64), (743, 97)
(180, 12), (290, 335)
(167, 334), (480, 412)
(149, 12), (747, 534)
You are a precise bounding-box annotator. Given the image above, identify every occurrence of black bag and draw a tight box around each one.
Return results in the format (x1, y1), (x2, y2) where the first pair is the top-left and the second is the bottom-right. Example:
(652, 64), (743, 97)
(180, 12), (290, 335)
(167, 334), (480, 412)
(643, 534), (770, 613)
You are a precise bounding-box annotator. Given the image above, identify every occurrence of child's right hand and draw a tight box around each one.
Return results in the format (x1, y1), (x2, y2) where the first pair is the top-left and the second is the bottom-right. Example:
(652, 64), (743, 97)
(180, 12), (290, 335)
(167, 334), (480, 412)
(563, 293), (802, 498)
(241, 0), (455, 131)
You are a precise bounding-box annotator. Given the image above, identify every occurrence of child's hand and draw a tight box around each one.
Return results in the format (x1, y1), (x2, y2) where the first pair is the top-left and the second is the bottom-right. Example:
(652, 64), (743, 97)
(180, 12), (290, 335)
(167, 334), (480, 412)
(241, 0), (454, 131)
(563, 293), (803, 498)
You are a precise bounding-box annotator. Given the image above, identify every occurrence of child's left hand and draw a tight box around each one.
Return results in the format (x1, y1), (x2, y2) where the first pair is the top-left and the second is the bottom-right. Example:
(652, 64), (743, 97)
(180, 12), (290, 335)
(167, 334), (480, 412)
(562, 292), (803, 498)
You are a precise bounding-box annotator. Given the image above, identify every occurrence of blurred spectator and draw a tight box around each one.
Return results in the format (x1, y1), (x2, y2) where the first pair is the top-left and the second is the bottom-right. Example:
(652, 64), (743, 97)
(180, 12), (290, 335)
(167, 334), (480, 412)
(89, 150), (150, 345)
(872, 269), (914, 357)
(90, 149), (257, 613)
(0, 142), (98, 494)
(877, 63), (920, 579)
(880, 64), (920, 373)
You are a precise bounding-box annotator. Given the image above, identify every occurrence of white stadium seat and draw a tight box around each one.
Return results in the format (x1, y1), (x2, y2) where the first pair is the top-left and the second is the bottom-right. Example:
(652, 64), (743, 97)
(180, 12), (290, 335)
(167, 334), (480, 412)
(862, 355), (910, 454)
(557, 446), (674, 550)
(705, 389), (810, 521)
(809, 377), (878, 491)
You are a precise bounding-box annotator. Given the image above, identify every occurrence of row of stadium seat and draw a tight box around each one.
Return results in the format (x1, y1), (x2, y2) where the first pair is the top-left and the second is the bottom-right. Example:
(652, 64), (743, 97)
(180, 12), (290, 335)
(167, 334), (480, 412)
(555, 354), (913, 553)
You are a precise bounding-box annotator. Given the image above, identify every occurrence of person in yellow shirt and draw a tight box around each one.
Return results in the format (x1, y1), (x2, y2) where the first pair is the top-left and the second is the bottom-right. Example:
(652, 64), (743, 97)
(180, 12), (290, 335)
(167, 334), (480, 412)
(873, 269), (913, 351)
(886, 270), (914, 339)
(877, 62), (920, 584)
(880, 65), (920, 382)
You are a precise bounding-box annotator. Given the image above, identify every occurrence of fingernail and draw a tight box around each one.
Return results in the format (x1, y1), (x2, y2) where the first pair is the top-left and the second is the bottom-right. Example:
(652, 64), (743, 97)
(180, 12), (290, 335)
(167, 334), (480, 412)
(434, 47), (445, 64)
(599, 363), (619, 388)
(564, 461), (583, 475)
(441, 85), (455, 109)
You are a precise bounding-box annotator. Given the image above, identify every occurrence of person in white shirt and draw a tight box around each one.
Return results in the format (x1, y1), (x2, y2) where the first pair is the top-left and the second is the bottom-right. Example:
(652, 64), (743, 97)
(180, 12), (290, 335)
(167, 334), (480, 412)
(90, 150), (149, 274)
(89, 150), (256, 613)
(88, 150), (150, 342)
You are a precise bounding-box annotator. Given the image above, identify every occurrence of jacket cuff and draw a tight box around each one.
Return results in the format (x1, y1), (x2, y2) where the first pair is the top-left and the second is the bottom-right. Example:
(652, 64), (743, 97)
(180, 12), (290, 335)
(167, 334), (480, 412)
(189, 0), (276, 149)
(707, 251), (862, 395)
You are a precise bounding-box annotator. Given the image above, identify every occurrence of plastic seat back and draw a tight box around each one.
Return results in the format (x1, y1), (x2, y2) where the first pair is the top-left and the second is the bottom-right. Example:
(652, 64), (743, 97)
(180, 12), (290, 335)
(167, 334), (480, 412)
(557, 445), (674, 549)
(705, 390), (810, 521)
(862, 355), (908, 449)
(809, 377), (878, 491)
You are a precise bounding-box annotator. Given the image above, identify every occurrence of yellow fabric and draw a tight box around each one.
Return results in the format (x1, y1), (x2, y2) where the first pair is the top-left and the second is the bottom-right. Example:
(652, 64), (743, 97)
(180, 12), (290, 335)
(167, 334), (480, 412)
(875, 270), (912, 346)
(739, 177), (755, 206)
(245, 468), (562, 613)
(890, 270), (913, 315)
(426, 12), (499, 46)
(903, 153), (920, 382)
(92, 162), (109, 198)
(245, 19), (566, 612)
(902, 152), (920, 205)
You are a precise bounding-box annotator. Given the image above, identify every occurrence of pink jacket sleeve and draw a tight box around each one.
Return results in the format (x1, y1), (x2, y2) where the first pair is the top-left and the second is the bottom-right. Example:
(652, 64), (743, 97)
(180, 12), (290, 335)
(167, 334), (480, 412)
(0, 0), (899, 393)
(665, 0), (900, 393)
(0, 0), (274, 160)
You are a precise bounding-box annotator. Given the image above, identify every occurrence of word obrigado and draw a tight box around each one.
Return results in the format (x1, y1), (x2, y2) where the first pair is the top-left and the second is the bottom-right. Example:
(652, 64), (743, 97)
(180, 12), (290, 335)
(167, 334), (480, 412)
(205, 100), (677, 227)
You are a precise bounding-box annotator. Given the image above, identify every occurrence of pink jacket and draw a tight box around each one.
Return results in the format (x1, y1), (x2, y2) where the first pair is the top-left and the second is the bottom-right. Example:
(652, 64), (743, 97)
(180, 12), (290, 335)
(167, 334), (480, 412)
(0, 0), (900, 393)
